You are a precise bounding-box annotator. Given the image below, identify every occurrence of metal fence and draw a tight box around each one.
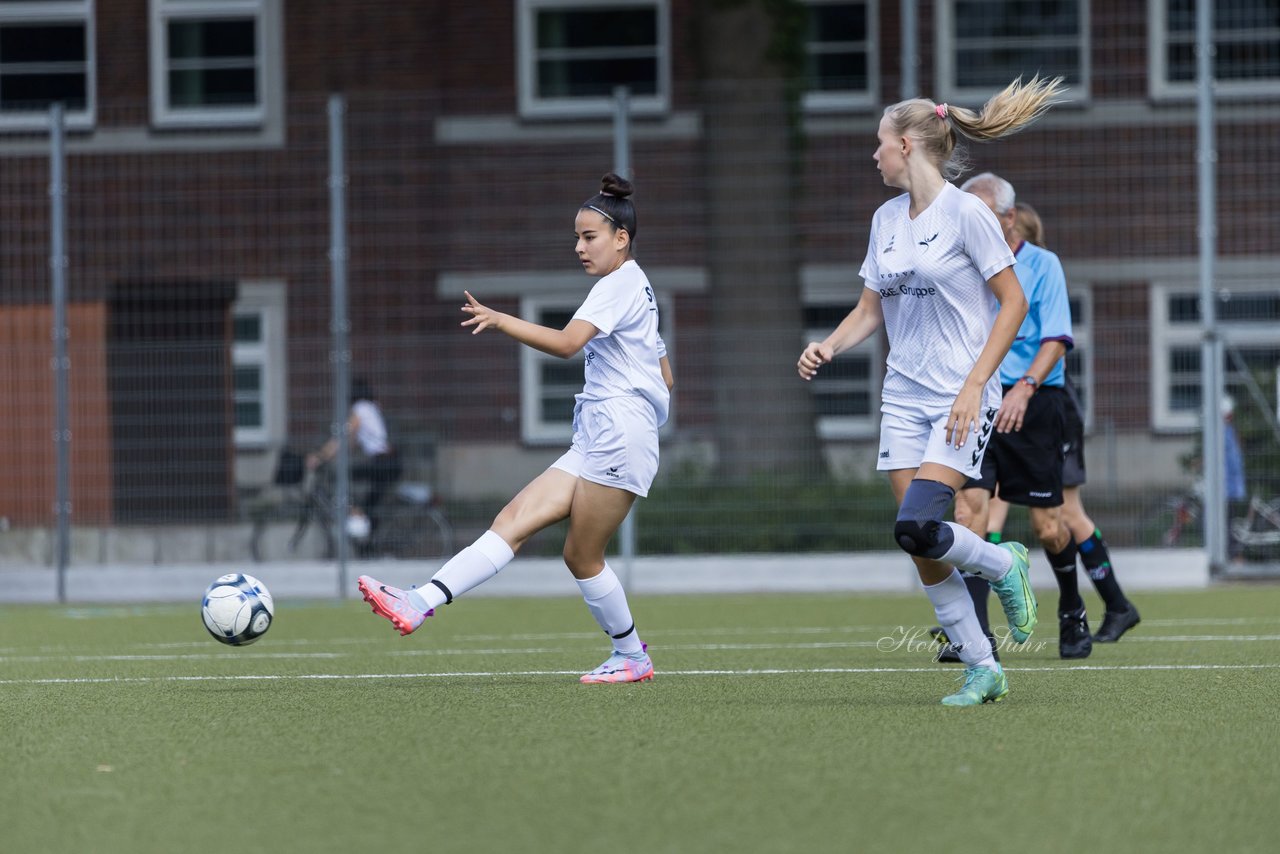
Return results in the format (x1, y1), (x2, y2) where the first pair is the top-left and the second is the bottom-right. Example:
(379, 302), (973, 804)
(3, 55), (1279, 587)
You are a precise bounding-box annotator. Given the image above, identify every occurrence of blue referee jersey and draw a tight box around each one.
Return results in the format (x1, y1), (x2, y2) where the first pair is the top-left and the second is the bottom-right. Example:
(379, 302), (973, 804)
(998, 241), (1074, 387)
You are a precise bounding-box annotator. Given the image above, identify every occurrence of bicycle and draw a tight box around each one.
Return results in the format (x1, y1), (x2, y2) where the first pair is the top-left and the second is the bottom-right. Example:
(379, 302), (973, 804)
(1155, 484), (1202, 547)
(1232, 495), (1280, 547)
(249, 455), (453, 562)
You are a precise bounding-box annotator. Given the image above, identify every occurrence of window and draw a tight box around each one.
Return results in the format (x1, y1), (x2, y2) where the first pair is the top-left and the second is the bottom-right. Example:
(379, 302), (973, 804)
(517, 0), (670, 119)
(1150, 0), (1280, 99)
(520, 293), (674, 443)
(802, 0), (877, 112)
(232, 282), (286, 446)
(150, 0), (280, 128)
(1151, 282), (1280, 431)
(935, 0), (1088, 104)
(1065, 287), (1092, 430)
(0, 0), (94, 131)
(804, 303), (882, 439)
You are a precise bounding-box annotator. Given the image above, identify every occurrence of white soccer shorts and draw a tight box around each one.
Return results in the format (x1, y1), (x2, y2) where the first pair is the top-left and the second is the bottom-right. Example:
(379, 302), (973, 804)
(876, 405), (996, 481)
(551, 396), (659, 497)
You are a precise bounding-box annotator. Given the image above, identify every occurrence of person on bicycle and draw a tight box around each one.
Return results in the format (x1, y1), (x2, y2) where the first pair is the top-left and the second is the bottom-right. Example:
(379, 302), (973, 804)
(358, 172), (674, 684)
(307, 377), (402, 549)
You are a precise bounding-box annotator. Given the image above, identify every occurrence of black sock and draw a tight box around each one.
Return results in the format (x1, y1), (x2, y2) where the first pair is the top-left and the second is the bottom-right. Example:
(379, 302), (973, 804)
(1046, 539), (1083, 613)
(1078, 530), (1127, 612)
(962, 574), (998, 661)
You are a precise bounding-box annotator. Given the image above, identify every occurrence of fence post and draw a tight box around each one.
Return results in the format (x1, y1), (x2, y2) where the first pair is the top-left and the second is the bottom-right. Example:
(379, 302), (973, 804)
(612, 86), (638, 589)
(900, 0), (918, 100)
(329, 94), (352, 596)
(1196, 0), (1225, 574)
(49, 103), (71, 602)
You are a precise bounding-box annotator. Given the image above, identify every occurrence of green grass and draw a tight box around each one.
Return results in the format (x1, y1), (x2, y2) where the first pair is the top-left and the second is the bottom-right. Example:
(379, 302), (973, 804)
(3, 586), (1280, 854)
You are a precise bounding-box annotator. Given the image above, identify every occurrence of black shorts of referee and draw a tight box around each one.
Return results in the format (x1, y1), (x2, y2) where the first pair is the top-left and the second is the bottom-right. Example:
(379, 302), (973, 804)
(965, 384), (1068, 507)
(1059, 374), (1087, 488)
(1061, 394), (1086, 488)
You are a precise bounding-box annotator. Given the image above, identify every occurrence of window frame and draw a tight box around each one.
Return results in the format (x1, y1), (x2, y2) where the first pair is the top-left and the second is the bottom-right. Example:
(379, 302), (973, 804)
(801, 0), (879, 113)
(231, 281), (287, 448)
(1148, 0), (1280, 101)
(0, 0), (95, 132)
(149, 0), (281, 129)
(519, 291), (674, 445)
(1150, 280), (1280, 432)
(934, 0), (1090, 106)
(516, 0), (671, 120)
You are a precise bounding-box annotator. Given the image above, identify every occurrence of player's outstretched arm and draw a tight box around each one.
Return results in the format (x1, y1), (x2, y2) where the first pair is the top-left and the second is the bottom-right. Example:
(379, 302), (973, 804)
(461, 290), (598, 359)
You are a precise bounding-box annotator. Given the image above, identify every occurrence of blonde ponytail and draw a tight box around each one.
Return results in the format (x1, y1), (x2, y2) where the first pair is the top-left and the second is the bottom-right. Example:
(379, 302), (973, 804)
(946, 75), (1066, 141)
(884, 75), (1067, 180)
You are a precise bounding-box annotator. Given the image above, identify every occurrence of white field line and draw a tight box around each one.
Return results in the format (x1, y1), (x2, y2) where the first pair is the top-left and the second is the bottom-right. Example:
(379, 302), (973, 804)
(9, 632), (1280, 664)
(0, 627), (874, 656)
(3, 662), (1280, 686)
(8, 632), (1280, 665)
(7, 615), (1280, 657)
(0, 642), (899, 663)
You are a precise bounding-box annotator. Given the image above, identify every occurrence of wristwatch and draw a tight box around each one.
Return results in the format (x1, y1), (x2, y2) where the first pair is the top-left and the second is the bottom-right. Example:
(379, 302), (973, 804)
(1019, 375), (1039, 390)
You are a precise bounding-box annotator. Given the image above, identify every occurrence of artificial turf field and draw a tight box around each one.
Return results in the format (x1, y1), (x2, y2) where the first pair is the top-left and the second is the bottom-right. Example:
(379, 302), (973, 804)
(3, 585), (1279, 854)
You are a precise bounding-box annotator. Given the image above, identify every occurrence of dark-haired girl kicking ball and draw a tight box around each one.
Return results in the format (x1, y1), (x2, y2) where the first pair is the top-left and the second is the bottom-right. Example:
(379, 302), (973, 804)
(359, 173), (673, 684)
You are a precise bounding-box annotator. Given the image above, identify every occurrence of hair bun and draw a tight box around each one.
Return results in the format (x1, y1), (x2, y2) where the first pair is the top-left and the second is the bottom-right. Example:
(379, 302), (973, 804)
(600, 172), (633, 199)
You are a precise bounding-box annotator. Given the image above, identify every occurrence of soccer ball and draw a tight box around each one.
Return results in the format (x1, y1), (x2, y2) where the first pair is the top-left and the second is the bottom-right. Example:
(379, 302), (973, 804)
(201, 573), (274, 646)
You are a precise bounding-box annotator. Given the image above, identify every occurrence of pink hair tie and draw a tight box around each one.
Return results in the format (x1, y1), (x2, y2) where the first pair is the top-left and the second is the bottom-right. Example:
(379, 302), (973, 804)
(935, 103), (949, 119)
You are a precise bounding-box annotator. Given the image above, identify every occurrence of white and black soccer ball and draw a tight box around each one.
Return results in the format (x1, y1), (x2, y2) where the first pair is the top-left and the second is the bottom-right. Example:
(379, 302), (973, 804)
(201, 573), (274, 646)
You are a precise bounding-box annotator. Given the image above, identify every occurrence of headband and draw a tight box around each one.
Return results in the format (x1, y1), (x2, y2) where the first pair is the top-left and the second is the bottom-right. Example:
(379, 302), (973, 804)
(585, 204), (615, 223)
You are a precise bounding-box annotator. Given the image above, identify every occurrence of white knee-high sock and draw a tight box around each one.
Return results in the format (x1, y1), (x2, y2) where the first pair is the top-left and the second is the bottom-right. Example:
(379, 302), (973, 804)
(925, 570), (996, 668)
(939, 522), (1013, 582)
(576, 564), (644, 656)
(408, 530), (514, 612)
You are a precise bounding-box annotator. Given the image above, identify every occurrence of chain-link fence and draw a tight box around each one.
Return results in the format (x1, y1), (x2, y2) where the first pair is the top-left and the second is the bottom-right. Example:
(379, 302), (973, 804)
(2, 5), (1279, 585)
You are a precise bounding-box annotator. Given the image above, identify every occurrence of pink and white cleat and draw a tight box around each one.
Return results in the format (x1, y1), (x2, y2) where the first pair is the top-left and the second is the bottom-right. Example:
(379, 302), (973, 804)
(357, 575), (432, 636)
(579, 652), (654, 684)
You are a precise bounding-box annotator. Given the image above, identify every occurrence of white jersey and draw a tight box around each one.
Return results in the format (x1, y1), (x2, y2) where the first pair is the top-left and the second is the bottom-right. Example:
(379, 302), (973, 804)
(572, 259), (670, 427)
(351, 400), (390, 456)
(859, 182), (1015, 418)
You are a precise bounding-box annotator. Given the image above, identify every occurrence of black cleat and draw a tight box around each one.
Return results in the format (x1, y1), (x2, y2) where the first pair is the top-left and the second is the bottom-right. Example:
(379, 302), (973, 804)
(1094, 602), (1141, 643)
(1058, 607), (1092, 659)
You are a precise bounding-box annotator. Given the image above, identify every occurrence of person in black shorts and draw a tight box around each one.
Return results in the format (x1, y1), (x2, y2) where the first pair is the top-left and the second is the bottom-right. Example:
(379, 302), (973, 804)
(936, 198), (1140, 661)
(987, 205), (1139, 643)
(949, 174), (1089, 660)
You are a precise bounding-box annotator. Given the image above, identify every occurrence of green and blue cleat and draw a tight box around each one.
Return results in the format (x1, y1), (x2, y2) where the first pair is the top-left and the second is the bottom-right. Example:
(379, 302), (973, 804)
(941, 664), (1009, 706)
(991, 542), (1038, 643)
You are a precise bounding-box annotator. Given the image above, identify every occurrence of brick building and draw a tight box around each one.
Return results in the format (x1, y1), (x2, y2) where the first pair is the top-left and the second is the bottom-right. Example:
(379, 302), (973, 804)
(1, 0), (1277, 529)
